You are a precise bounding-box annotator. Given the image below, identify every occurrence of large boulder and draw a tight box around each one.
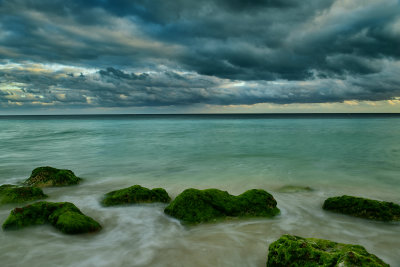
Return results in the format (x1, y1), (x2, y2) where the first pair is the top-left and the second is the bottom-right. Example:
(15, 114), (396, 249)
(101, 185), (171, 206)
(323, 195), (400, 221)
(2, 201), (101, 234)
(267, 235), (389, 266)
(164, 188), (279, 224)
(0, 184), (48, 205)
(24, 166), (82, 187)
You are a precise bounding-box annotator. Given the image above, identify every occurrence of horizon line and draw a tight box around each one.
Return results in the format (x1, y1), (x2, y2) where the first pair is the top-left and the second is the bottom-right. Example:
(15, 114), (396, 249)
(1, 112), (399, 116)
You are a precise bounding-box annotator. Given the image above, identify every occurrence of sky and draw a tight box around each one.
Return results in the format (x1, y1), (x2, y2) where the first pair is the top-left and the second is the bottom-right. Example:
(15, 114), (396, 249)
(0, 0), (399, 114)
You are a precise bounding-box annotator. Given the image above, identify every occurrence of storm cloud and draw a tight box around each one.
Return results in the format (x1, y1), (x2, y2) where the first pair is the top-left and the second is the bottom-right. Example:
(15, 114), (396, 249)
(0, 0), (399, 110)
(2, 62), (399, 108)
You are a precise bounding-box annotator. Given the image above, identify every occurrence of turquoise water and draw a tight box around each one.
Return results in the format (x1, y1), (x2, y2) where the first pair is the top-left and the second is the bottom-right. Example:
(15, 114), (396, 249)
(0, 115), (399, 266)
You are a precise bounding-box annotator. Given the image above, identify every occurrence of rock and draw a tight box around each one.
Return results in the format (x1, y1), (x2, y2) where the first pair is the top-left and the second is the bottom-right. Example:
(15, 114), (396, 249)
(101, 185), (171, 206)
(0, 184), (48, 205)
(164, 188), (280, 224)
(2, 201), (101, 234)
(24, 166), (82, 187)
(276, 185), (313, 193)
(267, 235), (389, 267)
(323, 195), (400, 221)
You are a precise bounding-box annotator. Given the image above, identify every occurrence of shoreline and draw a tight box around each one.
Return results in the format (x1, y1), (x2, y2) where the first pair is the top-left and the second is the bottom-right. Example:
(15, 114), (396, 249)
(1, 176), (399, 266)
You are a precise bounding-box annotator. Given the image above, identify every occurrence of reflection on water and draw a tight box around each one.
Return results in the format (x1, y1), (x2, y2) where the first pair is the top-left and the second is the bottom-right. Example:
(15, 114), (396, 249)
(0, 116), (399, 266)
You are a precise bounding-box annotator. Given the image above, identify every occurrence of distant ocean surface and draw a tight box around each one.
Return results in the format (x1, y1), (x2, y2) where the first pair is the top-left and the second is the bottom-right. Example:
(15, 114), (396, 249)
(0, 114), (399, 266)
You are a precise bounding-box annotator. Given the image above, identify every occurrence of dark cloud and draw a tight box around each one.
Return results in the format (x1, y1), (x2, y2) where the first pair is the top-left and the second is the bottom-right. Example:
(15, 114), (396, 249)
(1, 64), (400, 108)
(99, 67), (149, 80)
(0, 0), (399, 109)
(1, 0), (399, 77)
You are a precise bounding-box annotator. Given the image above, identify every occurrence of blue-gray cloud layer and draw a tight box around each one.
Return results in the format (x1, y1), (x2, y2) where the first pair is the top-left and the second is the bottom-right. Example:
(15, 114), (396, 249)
(0, 0), (399, 108)
(2, 65), (399, 107)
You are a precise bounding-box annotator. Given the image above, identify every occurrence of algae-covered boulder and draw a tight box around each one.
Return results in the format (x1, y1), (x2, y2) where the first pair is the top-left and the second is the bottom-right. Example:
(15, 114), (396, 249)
(323, 195), (400, 221)
(101, 185), (171, 206)
(0, 184), (48, 205)
(276, 185), (313, 193)
(164, 188), (279, 224)
(267, 235), (389, 267)
(2, 201), (101, 234)
(24, 166), (82, 187)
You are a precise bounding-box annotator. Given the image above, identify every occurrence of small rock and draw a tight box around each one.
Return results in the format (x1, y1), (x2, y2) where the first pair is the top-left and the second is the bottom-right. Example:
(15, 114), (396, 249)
(276, 185), (313, 193)
(0, 184), (48, 205)
(101, 185), (171, 206)
(24, 166), (82, 187)
(267, 235), (389, 266)
(164, 188), (280, 224)
(2, 201), (101, 234)
(323, 195), (400, 221)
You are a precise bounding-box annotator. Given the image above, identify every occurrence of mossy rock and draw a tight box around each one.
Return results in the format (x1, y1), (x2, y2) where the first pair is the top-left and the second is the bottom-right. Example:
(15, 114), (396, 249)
(24, 166), (82, 187)
(276, 185), (314, 193)
(2, 201), (101, 234)
(164, 188), (280, 224)
(101, 185), (171, 206)
(267, 235), (389, 266)
(323, 195), (400, 221)
(0, 184), (48, 205)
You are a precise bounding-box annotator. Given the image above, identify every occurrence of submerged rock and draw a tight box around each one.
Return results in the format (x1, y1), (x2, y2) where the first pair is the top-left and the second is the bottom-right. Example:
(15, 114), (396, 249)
(276, 185), (313, 193)
(0, 184), (48, 205)
(164, 188), (279, 224)
(2, 201), (101, 234)
(323, 195), (400, 221)
(101, 185), (171, 206)
(267, 235), (389, 267)
(24, 166), (82, 187)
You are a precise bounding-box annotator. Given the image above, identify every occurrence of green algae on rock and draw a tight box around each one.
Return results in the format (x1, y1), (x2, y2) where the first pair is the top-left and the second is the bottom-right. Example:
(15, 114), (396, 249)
(0, 184), (48, 205)
(323, 195), (400, 221)
(101, 185), (171, 206)
(24, 166), (82, 187)
(164, 188), (279, 224)
(2, 201), (101, 234)
(267, 235), (389, 267)
(276, 185), (314, 193)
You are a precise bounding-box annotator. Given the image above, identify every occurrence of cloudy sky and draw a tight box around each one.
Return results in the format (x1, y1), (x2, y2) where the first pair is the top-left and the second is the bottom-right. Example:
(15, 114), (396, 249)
(0, 0), (399, 114)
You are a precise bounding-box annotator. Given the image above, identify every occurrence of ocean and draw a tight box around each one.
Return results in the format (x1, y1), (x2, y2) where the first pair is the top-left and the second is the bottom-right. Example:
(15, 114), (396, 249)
(0, 114), (399, 266)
